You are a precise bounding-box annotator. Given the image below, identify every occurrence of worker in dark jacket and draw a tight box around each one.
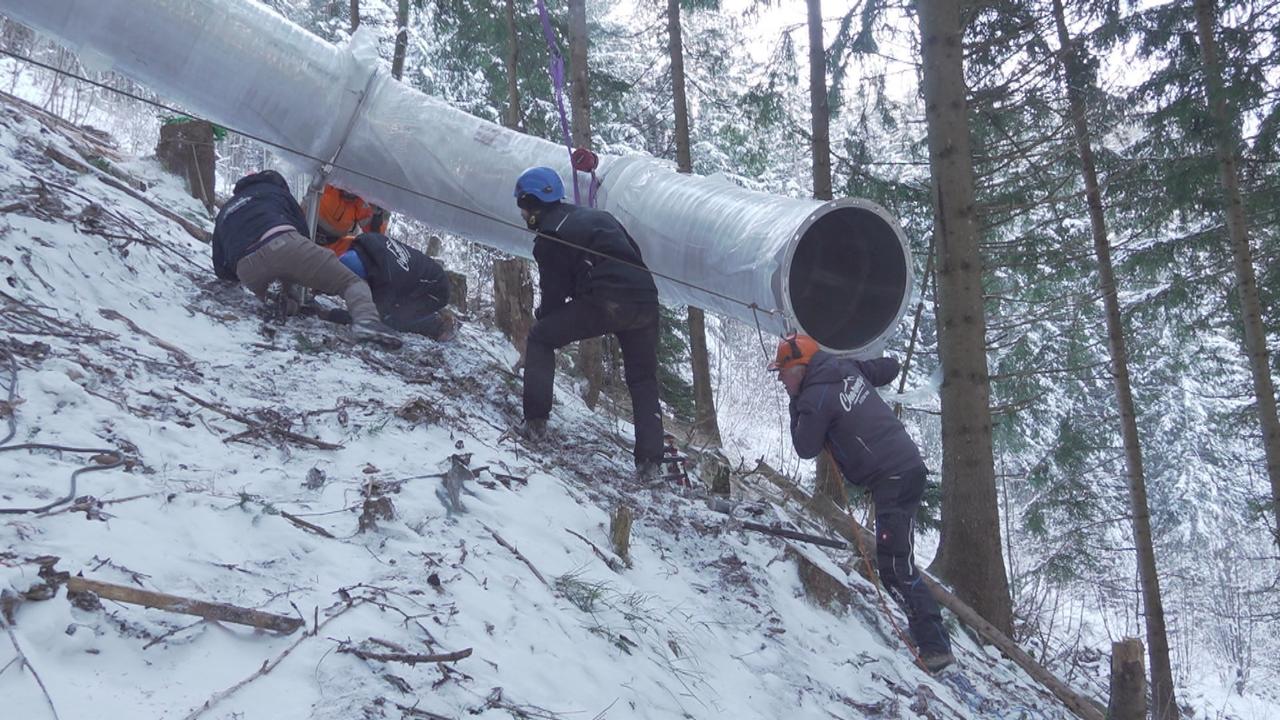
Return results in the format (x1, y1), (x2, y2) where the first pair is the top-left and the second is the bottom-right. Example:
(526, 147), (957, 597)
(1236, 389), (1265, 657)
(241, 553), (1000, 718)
(772, 333), (954, 672)
(335, 232), (456, 341)
(211, 170), (400, 349)
(512, 166), (663, 478)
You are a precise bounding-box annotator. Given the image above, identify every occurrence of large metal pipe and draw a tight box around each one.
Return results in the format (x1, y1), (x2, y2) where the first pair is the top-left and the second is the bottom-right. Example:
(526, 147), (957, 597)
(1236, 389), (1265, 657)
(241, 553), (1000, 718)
(0, 0), (913, 353)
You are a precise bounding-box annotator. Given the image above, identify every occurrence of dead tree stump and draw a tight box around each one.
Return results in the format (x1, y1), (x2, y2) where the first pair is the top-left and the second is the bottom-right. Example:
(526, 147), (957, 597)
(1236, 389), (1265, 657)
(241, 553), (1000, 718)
(493, 255), (534, 364)
(446, 271), (468, 313)
(156, 118), (216, 211)
(708, 459), (731, 496)
(787, 546), (853, 615)
(1106, 638), (1146, 720)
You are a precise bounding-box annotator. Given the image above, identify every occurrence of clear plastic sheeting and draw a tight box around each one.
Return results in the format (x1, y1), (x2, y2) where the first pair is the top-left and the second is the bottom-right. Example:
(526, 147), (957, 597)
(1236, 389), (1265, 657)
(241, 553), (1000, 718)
(0, 0), (913, 353)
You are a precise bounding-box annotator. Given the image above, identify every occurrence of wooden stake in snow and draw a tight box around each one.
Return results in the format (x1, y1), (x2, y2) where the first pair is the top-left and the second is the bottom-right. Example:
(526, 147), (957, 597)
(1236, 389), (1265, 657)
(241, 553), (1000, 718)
(66, 576), (303, 634)
(609, 505), (633, 568)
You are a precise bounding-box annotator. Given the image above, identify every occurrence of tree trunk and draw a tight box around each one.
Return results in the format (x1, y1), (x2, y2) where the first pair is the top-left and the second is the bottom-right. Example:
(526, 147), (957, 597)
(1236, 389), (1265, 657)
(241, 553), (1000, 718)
(807, 0), (833, 202)
(494, 256), (535, 366)
(390, 0), (410, 81)
(568, 0), (590, 147)
(807, 0), (849, 514)
(1107, 638), (1147, 720)
(349, 0), (359, 32)
(667, 0), (721, 446)
(1050, 2), (1178, 716)
(687, 307), (721, 444)
(493, 2), (533, 367)
(1193, 0), (1280, 548)
(914, 0), (1013, 635)
(669, 0), (692, 176)
(566, 0), (604, 409)
(503, 0), (522, 131)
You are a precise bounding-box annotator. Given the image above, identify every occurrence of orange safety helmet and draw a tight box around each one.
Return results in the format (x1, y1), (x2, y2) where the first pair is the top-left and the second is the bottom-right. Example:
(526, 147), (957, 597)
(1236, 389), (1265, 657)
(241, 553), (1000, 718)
(767, 332), (820, 371)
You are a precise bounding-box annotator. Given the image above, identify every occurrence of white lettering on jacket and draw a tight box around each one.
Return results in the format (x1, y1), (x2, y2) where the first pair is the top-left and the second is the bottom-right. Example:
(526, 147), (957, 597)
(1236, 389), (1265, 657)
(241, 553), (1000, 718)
(386, 238), (411, 272)
(839, 375), (869, 412)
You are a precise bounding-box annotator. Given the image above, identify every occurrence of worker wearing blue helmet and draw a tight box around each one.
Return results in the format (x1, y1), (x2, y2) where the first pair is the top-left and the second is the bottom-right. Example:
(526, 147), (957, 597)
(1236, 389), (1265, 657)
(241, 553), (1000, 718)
(512, 166), (664, 480)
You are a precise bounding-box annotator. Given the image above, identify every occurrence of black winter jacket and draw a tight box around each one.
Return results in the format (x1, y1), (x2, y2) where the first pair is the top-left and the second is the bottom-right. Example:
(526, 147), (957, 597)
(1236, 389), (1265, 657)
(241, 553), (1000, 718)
(529, 203), (658, 318)
(789, 351), (924, 487)
(211, 170), (309, 280)
(350, 232), (449, 324)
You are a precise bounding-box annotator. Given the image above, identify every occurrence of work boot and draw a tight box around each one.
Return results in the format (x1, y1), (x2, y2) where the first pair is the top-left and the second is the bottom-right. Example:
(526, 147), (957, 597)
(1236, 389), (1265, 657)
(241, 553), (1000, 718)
(352, 320), (403, 350)
(515, 418), (548, 442)
(921, 651), (955, 673)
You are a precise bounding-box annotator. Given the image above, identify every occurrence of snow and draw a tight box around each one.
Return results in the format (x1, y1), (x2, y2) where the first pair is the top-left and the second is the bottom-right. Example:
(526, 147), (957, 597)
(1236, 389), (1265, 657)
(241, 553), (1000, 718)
(0, 92), (1141, 720)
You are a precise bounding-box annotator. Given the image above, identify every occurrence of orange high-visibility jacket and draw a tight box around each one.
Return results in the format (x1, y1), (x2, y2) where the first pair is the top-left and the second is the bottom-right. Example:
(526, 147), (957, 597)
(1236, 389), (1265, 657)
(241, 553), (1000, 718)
(316, 185), (374, 240)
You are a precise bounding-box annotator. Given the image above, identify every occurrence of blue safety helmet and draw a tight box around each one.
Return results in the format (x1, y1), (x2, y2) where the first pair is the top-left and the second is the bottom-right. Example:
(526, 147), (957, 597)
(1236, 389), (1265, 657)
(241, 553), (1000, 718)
(513, 166), (565, 204)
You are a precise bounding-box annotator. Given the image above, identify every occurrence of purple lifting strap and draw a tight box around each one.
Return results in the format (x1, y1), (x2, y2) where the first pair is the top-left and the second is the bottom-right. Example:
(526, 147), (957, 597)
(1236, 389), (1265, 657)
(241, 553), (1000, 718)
(534, 0), (603, 207)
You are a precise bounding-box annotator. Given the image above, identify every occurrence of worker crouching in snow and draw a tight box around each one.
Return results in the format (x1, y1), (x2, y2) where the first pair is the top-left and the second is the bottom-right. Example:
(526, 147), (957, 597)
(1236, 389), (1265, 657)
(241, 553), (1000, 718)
(314, 183), (388, 243)
(330, 232), (457, 342)
(771, 333), (954, 673)
(211, 170), (401, 350)
(512, 166), (665, 480)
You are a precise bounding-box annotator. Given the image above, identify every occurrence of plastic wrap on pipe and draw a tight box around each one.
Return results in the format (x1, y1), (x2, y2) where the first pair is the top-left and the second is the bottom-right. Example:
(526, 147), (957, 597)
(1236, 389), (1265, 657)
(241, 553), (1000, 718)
(0, 0), (913, 354)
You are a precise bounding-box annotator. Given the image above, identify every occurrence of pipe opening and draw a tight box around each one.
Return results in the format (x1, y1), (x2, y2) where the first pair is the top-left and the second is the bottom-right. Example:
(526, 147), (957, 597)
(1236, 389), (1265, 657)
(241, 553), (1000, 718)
(788, 205), (909, 352)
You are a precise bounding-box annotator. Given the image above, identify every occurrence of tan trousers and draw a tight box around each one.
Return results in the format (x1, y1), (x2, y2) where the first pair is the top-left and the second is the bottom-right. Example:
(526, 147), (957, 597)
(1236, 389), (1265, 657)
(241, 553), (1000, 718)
(235, 230), (379, 326)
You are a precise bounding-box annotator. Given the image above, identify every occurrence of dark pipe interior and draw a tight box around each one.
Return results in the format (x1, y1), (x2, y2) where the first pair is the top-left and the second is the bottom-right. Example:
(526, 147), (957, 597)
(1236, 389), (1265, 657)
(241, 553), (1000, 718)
(788, 206), (909, 351)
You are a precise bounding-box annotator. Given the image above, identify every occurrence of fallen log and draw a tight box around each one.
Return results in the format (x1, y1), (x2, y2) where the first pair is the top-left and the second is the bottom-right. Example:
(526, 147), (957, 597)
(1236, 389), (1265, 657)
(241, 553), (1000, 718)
(754, 465), (1106, 720)
(66, 576), (303, 634)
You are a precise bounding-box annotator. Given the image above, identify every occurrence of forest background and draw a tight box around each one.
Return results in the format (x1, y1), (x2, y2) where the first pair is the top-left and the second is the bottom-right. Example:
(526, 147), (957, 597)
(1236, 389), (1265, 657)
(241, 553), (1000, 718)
(2, 0), (1278, 716)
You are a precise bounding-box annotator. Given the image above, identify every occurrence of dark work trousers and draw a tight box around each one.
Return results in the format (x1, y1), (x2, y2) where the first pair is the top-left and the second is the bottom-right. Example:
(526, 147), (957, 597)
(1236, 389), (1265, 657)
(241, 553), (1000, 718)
(382, 305), (446, 339)
(867, 466), (951, 656)
(524, 298), (663, 464)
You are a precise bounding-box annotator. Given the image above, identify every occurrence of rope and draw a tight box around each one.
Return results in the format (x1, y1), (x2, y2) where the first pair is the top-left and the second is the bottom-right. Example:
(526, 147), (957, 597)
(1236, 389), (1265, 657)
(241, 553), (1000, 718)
(749, 304), (774, 365)
(0, 47), (780, 320)
(0, 348), (125, 515)
(534, 0), (579, 205)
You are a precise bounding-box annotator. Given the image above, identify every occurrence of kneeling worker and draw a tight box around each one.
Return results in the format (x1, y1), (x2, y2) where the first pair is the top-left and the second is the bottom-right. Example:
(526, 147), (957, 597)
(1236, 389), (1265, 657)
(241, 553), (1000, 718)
(211, 170), (401, 349)
(512, 166), (664, 479)
(771, 333), (954, 672)
(334, 232), (456, 342)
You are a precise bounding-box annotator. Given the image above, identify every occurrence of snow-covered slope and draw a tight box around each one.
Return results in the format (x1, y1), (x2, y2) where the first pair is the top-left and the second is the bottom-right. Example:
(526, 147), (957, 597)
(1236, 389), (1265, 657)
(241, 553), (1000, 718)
(0, 98), (1080, 720)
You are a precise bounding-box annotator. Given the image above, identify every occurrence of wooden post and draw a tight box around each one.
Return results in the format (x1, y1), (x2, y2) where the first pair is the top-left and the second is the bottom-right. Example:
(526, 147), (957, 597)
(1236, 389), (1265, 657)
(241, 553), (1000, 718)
(609, 505), (633, 568)
(1107, 638), (1146, 720)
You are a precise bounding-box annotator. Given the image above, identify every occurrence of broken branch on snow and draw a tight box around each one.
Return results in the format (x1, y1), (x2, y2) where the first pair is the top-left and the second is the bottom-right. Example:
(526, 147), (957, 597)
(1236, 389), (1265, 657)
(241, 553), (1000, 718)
(483, 524), (549, 588)
(66, 576), (303, 634)
(338, 641), (473, 665)
(173, 386), (343, 450)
